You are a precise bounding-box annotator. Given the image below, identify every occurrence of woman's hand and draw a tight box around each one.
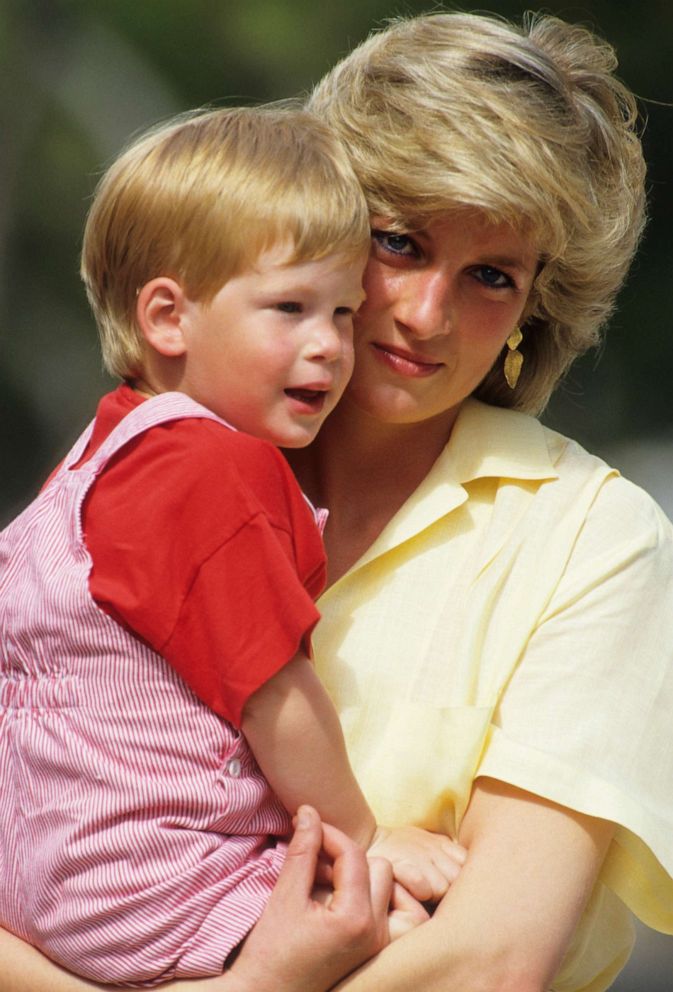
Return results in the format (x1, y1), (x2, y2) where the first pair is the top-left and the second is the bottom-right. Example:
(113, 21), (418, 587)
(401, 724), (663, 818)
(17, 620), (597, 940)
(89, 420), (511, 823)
(386, 882), (432, 941)
(369, 825), (467, 903)
(229, 806), (394, 991)
(0, 806), (393, 992)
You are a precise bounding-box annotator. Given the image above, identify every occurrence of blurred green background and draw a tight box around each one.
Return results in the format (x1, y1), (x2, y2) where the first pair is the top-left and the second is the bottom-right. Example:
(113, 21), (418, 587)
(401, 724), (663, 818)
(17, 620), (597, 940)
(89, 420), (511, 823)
(1, 1), (672, 988)
(2, 0), (673, 523)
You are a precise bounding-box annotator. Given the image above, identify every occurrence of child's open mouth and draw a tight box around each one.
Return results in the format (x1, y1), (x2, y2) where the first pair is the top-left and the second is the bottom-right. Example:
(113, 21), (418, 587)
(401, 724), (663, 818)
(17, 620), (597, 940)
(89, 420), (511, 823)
(284, 388), (327, 413)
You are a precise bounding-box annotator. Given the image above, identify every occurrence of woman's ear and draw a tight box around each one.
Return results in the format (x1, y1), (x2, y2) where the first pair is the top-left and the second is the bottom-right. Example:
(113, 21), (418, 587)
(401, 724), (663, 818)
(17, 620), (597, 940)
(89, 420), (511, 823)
(136, 278), (189, 358)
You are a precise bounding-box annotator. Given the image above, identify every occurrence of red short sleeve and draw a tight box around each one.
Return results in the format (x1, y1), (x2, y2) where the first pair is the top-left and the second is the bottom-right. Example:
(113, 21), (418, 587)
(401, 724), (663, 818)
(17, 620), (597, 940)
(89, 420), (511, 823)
(160, 514), (321, 726)
(82, 390), (326, 724)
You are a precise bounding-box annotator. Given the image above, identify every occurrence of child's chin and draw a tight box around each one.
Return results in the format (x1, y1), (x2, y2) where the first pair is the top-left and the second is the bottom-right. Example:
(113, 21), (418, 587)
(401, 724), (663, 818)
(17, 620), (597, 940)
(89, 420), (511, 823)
(275, 423), (324, 449)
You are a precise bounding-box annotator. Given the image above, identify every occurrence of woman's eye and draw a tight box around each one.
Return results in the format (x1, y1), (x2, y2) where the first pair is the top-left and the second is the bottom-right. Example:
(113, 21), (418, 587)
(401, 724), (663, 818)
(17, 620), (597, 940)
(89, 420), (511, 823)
(473, 266), (514, 289)
(276, 301), (303, 313)
(371, 230), (417, 257)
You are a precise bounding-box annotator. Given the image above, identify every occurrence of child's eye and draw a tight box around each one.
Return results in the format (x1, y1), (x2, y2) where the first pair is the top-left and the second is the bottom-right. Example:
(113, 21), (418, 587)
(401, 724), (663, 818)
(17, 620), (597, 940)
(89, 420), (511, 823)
(276, 301), (303, 313)
(371, 230), (418, 258)
(334, 306), (354, 316)
(472, 266), (514, 289)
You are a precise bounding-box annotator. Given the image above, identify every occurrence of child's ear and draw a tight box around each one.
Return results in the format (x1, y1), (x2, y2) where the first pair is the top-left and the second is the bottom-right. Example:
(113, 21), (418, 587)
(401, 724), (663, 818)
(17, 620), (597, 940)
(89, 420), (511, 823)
(136, 278), (189, 358)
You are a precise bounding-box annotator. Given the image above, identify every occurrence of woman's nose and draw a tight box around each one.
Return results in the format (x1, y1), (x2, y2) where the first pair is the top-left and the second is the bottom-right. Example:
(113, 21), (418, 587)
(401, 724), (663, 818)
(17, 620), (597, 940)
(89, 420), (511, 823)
(396, 270), (453, 339)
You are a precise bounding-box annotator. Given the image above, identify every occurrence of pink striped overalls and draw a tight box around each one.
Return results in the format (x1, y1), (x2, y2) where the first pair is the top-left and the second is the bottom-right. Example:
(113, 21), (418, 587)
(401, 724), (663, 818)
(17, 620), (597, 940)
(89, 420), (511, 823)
(0, 393), (290, 986)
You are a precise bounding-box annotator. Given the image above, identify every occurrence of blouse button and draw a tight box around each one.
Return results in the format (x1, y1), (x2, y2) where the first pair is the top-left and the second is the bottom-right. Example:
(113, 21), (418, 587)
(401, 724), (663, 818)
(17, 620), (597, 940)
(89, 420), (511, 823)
(227, 757), (242, 778)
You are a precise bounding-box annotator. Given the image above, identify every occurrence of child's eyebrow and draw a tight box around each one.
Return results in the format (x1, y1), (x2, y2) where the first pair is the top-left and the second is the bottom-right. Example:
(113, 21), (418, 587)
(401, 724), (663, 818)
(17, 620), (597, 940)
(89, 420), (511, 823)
(254, 274), (314, 294)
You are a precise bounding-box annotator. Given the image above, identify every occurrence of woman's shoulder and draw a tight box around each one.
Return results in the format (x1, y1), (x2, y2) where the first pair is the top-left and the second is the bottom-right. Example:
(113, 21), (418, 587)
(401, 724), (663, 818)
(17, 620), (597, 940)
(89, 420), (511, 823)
(461, 402), (673, 564)
(539, 420), (673, 541)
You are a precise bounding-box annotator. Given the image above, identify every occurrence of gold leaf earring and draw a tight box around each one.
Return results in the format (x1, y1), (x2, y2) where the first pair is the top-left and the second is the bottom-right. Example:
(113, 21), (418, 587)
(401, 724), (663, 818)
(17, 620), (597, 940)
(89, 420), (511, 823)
(504, 327), (523, 389)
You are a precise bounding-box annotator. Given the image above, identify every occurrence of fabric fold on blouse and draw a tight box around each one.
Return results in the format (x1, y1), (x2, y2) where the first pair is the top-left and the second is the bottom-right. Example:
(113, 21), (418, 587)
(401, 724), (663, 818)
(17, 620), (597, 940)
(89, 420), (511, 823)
(314, 398), (673, 992)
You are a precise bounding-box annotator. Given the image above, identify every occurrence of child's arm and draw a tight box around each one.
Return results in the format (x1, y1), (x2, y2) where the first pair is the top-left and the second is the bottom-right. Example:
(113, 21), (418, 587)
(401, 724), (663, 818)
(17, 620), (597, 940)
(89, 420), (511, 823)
(241, 654), (466, 902)
(241, 652), (376, 848)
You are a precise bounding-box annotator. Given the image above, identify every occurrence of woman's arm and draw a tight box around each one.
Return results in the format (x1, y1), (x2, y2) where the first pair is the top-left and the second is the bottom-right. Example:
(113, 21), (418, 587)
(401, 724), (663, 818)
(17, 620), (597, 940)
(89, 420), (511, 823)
(332, 777), (615, 992)
(0, 807), (395, 992)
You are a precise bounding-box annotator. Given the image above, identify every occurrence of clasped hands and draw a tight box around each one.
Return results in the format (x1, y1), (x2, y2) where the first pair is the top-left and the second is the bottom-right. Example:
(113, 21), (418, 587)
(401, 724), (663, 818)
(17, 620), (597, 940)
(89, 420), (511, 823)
(370, 822), (466, 899)
(313, 819), (467, 941)
(228, 809), (465, 992)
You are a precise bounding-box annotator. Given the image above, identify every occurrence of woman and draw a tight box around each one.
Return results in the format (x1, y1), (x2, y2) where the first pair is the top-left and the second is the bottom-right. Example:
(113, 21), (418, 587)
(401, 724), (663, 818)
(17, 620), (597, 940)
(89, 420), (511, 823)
(2, 10), (672, 992)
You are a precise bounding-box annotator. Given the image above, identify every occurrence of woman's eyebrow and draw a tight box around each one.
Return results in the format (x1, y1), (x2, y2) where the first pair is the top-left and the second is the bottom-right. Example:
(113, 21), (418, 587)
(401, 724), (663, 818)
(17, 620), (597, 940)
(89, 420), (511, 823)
(480, 254), (537, 273)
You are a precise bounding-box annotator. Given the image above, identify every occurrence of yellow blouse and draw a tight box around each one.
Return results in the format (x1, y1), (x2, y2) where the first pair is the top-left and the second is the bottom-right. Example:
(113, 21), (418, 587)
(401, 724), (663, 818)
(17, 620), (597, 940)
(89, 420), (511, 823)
(313, 399), (673, 992)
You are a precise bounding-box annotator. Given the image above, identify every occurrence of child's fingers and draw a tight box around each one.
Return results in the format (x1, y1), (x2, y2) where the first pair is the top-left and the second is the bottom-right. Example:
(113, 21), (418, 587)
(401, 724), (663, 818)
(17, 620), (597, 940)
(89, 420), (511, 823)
(390, 858), (449, 903)
(425, 836), (467, 896)
(437, 835), (467, 865)
(368, 825), (467, 903)
(431, 848), (463, 886)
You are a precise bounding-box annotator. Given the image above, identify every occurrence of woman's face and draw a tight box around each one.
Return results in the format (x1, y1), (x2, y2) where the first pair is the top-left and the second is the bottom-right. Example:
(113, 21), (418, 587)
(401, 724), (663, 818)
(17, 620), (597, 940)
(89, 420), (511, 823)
(345, 211), (538, 431)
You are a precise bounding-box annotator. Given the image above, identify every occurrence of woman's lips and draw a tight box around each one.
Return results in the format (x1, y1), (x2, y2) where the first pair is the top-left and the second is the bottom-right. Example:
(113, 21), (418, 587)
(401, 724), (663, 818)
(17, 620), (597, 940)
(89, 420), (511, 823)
(371, 342), (444, 378)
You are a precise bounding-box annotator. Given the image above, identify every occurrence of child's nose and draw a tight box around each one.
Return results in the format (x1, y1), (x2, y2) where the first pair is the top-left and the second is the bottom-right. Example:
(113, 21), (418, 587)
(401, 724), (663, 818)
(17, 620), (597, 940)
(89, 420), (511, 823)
(307, 318), (345, 362)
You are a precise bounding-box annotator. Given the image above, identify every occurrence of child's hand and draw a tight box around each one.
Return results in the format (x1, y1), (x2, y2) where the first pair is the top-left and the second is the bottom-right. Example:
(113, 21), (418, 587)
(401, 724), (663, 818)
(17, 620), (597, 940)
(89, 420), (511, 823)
(369, 825), (467, 903)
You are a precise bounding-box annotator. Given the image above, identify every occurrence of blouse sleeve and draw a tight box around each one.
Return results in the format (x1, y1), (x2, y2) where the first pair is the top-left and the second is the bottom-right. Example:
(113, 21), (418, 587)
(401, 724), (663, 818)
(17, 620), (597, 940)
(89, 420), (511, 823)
(478, 473), (673, 933)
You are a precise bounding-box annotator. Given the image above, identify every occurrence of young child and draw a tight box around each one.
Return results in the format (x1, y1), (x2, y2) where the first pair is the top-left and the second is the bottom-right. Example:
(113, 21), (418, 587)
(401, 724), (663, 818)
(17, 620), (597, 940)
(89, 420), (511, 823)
(0, 105), (461, 986)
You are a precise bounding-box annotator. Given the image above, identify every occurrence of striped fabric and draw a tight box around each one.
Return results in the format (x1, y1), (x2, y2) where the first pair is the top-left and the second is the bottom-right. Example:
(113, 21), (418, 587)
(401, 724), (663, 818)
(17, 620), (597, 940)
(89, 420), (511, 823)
(0, 393), (291, 987)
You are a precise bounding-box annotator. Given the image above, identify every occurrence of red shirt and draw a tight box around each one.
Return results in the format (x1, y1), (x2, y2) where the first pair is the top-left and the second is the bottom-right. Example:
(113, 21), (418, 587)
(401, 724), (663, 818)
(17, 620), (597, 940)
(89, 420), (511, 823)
(78, 385), (326, 726)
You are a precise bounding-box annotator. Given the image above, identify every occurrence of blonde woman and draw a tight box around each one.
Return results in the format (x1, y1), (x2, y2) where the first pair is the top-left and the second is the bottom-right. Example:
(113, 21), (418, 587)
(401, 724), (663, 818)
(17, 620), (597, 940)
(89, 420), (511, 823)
(2, 11), (671, 992)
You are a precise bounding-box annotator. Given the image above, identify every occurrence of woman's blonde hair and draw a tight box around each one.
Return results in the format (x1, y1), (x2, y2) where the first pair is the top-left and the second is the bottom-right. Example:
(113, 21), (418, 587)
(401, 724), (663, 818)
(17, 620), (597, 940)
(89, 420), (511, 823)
(308, 12), (647, 414)
(81, 103), (370, 379)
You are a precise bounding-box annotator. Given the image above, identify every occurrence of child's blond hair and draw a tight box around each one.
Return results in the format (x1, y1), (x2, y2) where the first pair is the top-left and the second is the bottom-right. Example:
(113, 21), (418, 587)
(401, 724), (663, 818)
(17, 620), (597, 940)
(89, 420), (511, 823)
(81, 103), (370, 380)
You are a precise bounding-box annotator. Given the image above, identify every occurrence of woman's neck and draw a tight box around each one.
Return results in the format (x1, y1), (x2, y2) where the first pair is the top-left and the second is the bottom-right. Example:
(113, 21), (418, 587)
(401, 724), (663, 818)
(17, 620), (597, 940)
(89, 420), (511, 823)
(287, 399), (457, 585)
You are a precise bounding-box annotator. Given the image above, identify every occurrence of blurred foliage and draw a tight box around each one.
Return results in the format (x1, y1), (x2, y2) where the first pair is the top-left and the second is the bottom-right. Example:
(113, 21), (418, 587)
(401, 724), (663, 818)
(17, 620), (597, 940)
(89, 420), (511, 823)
(1, 0), (672, 523)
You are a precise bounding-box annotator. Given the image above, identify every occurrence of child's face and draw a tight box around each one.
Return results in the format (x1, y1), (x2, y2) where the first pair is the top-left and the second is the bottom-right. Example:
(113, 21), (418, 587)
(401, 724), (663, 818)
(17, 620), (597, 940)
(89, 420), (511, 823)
(180, 243), (366, 447)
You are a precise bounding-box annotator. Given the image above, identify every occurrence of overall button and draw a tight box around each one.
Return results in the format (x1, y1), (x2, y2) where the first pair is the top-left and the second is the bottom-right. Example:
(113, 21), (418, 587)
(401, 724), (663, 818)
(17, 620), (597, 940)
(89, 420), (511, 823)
(226, 757), (242, 778)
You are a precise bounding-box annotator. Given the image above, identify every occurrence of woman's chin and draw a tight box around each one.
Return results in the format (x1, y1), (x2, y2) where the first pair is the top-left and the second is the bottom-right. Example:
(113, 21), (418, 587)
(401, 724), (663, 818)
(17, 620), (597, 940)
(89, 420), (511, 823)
(340, 378), (457, 429)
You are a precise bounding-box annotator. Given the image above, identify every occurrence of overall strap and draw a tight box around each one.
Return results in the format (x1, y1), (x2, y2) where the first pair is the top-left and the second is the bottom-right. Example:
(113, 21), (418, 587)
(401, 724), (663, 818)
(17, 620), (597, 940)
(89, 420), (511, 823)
(59, 420), (97, 473)
(79, 392), (236, 478)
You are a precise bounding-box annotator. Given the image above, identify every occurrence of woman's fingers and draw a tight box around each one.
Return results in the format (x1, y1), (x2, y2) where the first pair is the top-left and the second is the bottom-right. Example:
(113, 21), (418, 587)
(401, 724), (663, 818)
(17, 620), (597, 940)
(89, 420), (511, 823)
(387, 882), (431, 942)
(367, 856), (395, 922)
(231, 808), (388, 991)
(276, 805), (323, 905)
(322, 820), (392, 927)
